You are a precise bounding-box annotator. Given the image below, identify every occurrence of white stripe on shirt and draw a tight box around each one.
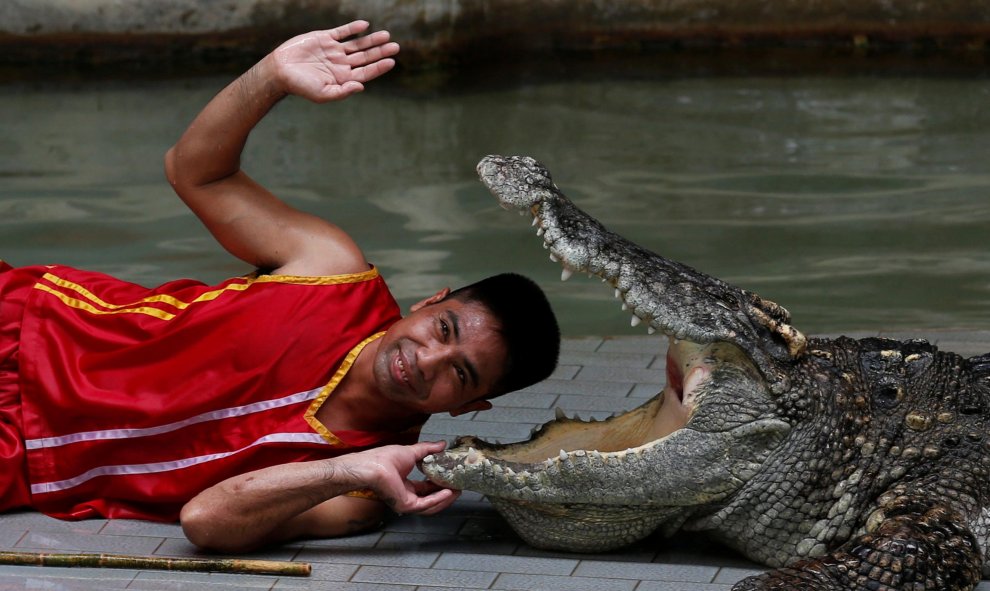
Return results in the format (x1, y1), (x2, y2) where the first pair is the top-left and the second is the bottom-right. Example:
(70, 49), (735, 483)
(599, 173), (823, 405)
(25, 387), (323, 450)
(30, 432), (329, 495)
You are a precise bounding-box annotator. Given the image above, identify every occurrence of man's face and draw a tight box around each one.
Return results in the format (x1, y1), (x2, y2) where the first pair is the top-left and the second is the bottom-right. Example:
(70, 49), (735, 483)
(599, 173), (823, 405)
(373, 294), (508, 416)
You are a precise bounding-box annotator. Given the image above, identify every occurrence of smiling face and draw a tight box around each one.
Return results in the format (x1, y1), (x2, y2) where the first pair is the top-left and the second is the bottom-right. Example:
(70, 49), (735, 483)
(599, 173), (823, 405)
(372, 293), (509, 416)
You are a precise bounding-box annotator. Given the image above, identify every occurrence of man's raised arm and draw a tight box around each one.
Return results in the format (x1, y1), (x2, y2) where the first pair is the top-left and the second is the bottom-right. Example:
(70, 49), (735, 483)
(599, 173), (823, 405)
(164, 21), (399, 277)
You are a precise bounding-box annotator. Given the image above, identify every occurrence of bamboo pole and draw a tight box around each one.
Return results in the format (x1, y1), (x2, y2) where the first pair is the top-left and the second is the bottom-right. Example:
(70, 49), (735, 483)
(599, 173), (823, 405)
(0, 551), (311, 576)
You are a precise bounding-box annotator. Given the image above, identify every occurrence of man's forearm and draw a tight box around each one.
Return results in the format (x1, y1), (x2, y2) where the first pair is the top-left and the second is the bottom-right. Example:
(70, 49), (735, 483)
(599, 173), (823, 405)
(181, 442), (452, 552)
(166, 55), (285, 190)
(180, 457), (363, 552)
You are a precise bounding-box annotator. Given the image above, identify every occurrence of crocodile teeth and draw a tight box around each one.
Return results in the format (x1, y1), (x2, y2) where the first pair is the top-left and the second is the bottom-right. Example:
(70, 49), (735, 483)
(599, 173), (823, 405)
(549, 252), (557, 262)
(531, 216), (539, 227)
(648, 326), (656, 335)
(536, 227), (545, 237)
(465, 447), (480, 465)
(554, 407), (566, 420)
(631, 315), (641, 327)
(561, 268), (573, 282)
(559, 449), (568, 461)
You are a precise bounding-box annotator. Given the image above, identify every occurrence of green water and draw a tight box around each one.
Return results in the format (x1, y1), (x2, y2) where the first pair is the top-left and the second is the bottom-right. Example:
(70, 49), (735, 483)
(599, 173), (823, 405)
(1, 72), (988, 337)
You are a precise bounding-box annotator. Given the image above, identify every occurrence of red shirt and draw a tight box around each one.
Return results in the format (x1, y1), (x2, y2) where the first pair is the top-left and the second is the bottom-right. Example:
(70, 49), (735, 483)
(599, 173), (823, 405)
(11, 264), (409, 521)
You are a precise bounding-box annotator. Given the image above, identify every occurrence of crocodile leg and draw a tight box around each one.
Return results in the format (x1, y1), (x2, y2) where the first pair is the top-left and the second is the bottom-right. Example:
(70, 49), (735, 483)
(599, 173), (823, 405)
(732, 495), (982, 590)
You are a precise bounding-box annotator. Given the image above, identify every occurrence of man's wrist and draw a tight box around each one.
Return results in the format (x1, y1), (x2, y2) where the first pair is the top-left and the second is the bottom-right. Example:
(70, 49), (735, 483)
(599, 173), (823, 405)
(321, 456), (375, 494)
(242, 55), (289, 105)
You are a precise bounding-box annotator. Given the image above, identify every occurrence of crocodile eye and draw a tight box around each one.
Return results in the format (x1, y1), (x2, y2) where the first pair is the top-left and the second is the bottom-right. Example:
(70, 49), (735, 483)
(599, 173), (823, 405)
(874, 385), (902, 409)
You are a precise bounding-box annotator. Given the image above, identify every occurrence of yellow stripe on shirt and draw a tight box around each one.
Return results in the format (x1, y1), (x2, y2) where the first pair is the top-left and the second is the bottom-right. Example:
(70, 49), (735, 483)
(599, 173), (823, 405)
(32, 266), (382, 321)
(32, 283), (177, 320)
(305, 332), (387, 447)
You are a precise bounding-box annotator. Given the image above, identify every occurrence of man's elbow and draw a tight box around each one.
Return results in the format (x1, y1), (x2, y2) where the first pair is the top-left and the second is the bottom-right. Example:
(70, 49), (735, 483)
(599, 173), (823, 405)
(163, 146), (182, 191)
(178, 502), (218, 550)
(179, 502), (259, 554)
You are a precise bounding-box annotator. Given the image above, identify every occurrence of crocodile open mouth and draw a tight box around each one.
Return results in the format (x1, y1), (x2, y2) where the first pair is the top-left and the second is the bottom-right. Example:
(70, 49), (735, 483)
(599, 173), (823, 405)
(434, 336), (716, 469)
(419, 155), (794, 552)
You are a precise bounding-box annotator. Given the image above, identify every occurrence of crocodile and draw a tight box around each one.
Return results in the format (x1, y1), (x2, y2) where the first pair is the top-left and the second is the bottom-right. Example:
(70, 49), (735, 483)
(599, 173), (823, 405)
(420, 155), (990, 591)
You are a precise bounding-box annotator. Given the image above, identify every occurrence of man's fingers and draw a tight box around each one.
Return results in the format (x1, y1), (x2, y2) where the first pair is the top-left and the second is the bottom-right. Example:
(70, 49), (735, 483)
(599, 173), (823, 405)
(316, 81), (364, 103)
(418, 488), (460, 515)
(328, 20), (370, 41)
(350, 59), (397, 84)
(345, 42), (401, 70)
(399, 488), (459, 516)
(412, 440), (449, 455)
(341, 30), (394, 54)
(409, 479), (444, 495)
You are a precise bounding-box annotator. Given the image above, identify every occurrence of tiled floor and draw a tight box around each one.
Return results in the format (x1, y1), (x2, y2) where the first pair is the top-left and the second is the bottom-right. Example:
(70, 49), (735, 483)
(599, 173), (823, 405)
(1, 329), (988, 590)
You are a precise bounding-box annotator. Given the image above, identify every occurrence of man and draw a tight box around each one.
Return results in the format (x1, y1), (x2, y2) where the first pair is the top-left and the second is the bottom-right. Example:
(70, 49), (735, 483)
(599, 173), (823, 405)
(0, 21), (560, 552)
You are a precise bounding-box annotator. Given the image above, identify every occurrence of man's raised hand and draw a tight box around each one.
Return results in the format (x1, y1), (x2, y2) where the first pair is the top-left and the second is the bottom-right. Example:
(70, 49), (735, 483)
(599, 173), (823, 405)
(271, 20), (400, 103)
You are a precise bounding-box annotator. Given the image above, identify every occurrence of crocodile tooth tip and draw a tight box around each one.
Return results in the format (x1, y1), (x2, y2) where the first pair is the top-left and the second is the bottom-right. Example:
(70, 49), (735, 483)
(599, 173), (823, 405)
(561, 268), (573, 282)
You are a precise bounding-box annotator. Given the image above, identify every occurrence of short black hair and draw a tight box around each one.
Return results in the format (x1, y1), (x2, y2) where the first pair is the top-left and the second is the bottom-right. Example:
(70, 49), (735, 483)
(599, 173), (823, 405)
(447, 273), (560, 398)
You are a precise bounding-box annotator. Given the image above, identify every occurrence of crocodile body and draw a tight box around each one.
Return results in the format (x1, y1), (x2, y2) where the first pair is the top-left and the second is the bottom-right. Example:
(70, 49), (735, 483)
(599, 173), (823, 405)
(421, 155), (990, 591)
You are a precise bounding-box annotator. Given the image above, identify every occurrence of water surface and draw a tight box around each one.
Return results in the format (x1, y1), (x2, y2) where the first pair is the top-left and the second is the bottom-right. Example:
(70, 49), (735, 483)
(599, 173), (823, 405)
(2, 72), (988, 338)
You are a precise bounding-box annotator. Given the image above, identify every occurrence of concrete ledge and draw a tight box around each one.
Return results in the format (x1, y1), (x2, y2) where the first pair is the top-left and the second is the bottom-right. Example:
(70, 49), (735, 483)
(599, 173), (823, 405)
(2, 0), (989, 71)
